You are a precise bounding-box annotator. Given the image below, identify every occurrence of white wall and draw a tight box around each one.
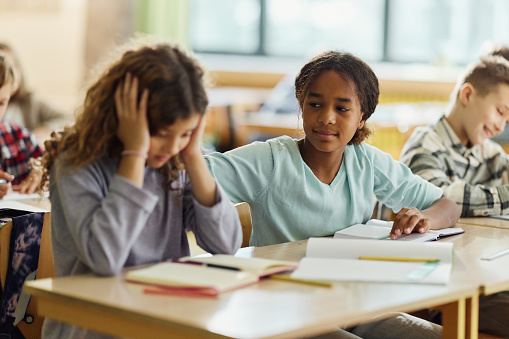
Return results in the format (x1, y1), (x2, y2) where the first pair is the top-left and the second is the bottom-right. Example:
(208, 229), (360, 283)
(0, 0), (88, 114)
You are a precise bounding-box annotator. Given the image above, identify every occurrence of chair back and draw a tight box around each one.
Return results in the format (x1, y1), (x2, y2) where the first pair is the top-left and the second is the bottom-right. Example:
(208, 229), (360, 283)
(234, 202), (252, 248)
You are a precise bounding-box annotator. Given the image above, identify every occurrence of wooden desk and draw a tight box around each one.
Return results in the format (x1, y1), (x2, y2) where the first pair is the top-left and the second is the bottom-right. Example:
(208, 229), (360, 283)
(458, 217), (509, 230)
(452, 223), (509, 295)
(25, 239), (479, 339)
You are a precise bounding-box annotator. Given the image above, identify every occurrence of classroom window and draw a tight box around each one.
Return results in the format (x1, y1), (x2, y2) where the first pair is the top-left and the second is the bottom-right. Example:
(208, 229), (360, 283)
(189, 0), (509, 65)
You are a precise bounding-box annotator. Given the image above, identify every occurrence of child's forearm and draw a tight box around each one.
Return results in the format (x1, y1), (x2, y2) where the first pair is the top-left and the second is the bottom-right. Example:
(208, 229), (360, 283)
(423, 196), (461, 229)
(118, 155), (146, 188)
(184, 153), (217, 207)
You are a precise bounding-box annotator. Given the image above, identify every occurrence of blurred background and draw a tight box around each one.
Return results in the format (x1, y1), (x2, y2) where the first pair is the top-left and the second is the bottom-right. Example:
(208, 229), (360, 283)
(1, 0), (508, 157)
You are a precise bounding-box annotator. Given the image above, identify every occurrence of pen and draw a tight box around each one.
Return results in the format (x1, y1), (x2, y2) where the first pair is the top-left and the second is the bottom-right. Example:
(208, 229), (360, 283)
(268, 274), (333, 287)
(481, 248), (509, 261)
(0, 179), (11, 184)
(173, 259), (241, 271)
(359, 256), (439, 263)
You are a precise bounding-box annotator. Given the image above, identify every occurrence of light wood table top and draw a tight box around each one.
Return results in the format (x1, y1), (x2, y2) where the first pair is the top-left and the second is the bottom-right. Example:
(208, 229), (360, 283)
(25, 238), (480, 339)
(444, 223), (509, 295)
(458, 217), (509, 230)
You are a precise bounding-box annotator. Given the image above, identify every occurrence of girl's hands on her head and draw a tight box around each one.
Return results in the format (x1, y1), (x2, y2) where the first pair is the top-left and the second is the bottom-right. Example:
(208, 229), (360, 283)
(114, 73), (150, 154)
(13, 167), (42, 195)
(0, 170), (14, 198)
(180, 113), (208, 164)
(389, 207), (430, 240)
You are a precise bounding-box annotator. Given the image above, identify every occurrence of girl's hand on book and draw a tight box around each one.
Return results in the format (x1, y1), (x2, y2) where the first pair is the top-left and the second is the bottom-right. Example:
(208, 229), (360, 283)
(390, 207), (430, 240)
(114, 73), (150, 154)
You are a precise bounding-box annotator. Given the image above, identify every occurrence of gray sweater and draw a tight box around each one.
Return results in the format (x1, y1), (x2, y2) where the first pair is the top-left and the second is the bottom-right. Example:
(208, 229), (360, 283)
(42, 155), (242, 339)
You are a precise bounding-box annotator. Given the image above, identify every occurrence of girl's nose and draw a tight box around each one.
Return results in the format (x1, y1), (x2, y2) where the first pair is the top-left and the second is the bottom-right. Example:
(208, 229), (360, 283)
(318, 105), (336, 125)
(164, 140), (180, 156)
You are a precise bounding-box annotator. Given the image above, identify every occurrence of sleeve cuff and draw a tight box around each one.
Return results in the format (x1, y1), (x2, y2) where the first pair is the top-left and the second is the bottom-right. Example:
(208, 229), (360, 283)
(110, 175), (159, 213)
(191, 183), (227, 218)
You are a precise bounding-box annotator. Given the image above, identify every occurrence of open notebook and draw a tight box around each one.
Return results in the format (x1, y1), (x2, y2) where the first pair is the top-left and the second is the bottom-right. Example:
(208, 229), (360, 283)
(125, 254), (298, 297)
(291, 238), (453, 284)
(334, 219), (464, 242)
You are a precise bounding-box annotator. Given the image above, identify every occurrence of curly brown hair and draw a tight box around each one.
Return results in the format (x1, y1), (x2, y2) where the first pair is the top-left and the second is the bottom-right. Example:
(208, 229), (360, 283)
(40, 41), (208, 191)
(295, 51), (379, 144)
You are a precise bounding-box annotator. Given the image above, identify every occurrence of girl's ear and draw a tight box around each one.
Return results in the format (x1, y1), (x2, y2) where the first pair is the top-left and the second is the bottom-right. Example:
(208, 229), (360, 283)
(358, 117), (365, 129)
(459, 83), (475, 106)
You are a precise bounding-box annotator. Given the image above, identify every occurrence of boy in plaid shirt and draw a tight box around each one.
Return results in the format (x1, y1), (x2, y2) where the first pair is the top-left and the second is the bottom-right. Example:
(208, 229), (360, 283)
(0, 53), (43, 198)
(401, 54), (509, 337)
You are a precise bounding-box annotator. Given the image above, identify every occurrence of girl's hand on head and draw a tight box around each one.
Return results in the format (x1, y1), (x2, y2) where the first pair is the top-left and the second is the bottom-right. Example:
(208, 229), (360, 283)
(114, 73), (150, 154)
(13, 168), (42, 195)
(389, 207), (430, 240)
(180, 113), (207, 163)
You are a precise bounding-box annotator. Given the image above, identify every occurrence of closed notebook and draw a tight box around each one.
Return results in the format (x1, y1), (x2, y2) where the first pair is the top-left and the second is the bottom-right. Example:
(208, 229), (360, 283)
(125, 255), (297, 297)
(291, 238), (453, 284)
(334, 219), (464, 242)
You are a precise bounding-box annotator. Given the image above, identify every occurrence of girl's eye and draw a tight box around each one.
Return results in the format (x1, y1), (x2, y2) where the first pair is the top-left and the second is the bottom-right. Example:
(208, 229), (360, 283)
(157, 132), (167, 138)
(336, 106), (349, 112)
(309, 102), (321, 108)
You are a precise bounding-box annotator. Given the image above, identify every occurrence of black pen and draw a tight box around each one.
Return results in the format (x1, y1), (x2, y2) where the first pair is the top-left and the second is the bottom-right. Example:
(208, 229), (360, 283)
(173, 259), (240, 271)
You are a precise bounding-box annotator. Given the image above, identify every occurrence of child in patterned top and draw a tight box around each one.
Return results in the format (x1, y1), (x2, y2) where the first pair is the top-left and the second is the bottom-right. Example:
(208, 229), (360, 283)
(0, 52), (43, 198)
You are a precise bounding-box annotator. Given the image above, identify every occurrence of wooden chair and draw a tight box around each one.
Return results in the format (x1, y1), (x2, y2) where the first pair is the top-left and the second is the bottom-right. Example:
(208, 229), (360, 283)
(234, 202), (252, 248)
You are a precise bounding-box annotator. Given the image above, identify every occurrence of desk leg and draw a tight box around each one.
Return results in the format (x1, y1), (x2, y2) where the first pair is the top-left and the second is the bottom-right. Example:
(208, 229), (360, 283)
(437, 298), (466, 339)
(465, 294), (479, 339)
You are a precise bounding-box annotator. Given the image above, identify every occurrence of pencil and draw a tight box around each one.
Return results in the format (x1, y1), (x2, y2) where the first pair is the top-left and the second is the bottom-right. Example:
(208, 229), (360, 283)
(268, 274), (333, 287)
(359, 256), (439, 263)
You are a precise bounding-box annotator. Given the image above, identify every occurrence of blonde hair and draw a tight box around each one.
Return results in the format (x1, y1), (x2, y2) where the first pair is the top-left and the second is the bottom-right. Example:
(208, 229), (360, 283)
(0, 52), (15, 88)
(450, 55), (509, 104)
(41, 39), (208, 191)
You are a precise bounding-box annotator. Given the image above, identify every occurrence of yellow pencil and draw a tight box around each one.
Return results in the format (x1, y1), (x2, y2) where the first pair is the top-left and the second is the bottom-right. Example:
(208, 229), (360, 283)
(359, 256), (439, 263)
(268, 274), (333, 287)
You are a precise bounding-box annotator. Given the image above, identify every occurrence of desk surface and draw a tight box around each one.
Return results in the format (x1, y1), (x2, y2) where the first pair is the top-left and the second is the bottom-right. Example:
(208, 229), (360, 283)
(453, 222), (509, 295)
(458, 217), (509, 230)
(25, 238), (480, 339)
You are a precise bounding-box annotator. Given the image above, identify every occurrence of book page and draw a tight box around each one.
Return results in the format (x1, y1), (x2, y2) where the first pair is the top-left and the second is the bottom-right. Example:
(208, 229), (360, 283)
(179, 254), (297, 276)
(291, 238), (453, 284)
(1, 190), (49, 201)
(334, 224), (390, 240)
(334, 220), (463, 242)
(292, 257), (451, 284)
(126, 262), (258, 294)
(306, 238), (453, 263)
(0, 200), (49, 213)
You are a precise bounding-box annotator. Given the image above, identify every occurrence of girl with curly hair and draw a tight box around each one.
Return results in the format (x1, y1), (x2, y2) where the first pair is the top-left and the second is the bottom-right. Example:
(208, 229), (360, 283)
(40, 41), (242, 338)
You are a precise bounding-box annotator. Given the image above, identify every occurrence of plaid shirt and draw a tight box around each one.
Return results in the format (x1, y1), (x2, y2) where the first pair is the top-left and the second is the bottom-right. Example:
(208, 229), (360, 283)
(400, 115), (509, 217)
(0, 120), (44, 185)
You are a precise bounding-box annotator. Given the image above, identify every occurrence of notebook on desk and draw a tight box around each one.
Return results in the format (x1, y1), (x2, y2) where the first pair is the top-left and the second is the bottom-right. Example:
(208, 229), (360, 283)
(125, 255), (298, 297)
(291, 238), (453, 285)
(333, 219), (464, 242)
